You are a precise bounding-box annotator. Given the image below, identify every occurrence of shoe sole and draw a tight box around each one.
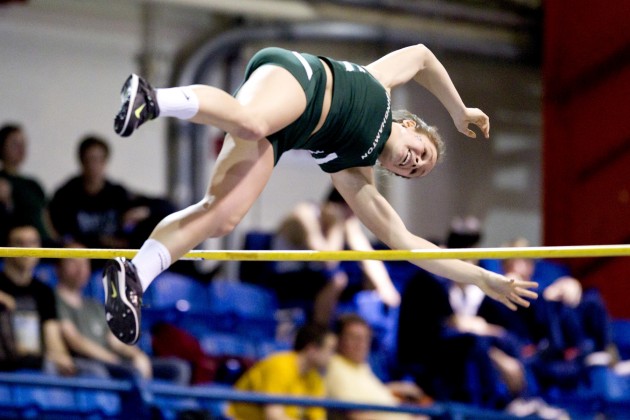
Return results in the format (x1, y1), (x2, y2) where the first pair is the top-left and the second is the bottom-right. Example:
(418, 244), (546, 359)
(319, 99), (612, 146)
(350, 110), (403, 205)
(114, 74), (139, 137)
(103, 258), (140, 344)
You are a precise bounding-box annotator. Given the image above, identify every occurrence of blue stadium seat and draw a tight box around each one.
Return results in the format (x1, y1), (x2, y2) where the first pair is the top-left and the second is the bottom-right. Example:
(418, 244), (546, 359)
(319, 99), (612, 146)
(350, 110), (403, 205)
(612, 319), (630, 360)
(33, 262), (58, 287)
(256, 339), (291, 359)
(85, 268), (105, 302)
(73, 389), (121, 417)
(353, 290), (387, 327)
(353, 291), (400, 349)
(198, 332), (258, 360)
(207, 280), (278, 338)
(0, 382), (22, 418)
(12, 384), (79, 417)
(145, 271), (210, 312)
(0, 371), (126, 418)
(533, 259), (571, 289)
(478, 258), (503, 274)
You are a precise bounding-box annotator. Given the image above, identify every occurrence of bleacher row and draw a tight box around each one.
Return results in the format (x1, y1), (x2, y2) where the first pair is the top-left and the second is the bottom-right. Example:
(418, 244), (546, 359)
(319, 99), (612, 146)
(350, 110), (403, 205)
(0, 369), (537, 420)
(4, 249), (630, 419)
(0, 257), (521, 419)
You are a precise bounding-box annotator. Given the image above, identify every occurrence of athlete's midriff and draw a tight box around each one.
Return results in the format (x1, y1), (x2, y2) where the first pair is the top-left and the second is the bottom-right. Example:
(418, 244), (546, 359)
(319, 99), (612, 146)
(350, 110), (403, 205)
(310, 59), (333, 137)
(245, 48), (391, 169)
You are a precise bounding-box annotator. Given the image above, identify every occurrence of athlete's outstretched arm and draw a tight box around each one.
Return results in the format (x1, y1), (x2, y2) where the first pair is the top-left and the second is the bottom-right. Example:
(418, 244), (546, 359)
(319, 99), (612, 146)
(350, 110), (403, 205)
(366, 44), (489, 139)
(330, 167), (538, 310)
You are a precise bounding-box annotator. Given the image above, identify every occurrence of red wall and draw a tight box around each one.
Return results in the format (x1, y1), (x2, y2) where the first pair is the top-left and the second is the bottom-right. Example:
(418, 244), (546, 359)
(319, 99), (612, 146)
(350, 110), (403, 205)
(544, 1), (630, 317)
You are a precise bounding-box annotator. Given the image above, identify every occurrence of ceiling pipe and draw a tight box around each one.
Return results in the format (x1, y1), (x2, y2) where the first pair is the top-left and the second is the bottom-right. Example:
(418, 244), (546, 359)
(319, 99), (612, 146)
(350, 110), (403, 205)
(314, 0), (539, 29)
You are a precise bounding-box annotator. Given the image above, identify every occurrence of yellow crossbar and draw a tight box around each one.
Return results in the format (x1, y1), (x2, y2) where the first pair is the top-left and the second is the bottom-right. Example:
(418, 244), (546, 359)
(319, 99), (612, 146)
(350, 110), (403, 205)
(0, 245), (629, 261)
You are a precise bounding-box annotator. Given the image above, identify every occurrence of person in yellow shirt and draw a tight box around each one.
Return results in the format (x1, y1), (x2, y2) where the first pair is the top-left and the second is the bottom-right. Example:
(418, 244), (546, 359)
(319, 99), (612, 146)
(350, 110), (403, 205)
(325, 314), (429, 420)
(228, 324), (337, 420)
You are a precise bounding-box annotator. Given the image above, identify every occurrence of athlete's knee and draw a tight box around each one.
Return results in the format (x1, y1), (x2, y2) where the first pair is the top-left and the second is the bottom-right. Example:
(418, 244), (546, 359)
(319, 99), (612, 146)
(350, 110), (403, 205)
(197, 197), (244, 238)
(233, 113), (269, 141)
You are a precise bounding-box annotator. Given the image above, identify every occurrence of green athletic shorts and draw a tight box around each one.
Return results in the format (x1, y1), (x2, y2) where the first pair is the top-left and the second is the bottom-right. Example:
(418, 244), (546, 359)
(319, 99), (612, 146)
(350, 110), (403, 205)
(236, 47), (328, 164)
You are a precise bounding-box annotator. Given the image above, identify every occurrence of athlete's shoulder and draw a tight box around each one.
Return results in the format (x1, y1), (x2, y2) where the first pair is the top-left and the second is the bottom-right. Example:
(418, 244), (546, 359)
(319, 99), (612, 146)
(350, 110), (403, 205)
(361, 66), (390, 95)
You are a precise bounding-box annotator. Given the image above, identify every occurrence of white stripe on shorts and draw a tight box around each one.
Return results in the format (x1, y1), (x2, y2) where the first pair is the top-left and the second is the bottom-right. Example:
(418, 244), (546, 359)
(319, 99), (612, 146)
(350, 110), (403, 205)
(313, 152), (338, 164)
(292, 51), (313, 80)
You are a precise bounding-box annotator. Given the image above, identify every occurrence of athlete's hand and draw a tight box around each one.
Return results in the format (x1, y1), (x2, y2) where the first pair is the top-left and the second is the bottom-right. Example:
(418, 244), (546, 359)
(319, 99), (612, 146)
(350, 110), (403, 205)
(475, 270), (538, 311)
(453, 107), (490, 139)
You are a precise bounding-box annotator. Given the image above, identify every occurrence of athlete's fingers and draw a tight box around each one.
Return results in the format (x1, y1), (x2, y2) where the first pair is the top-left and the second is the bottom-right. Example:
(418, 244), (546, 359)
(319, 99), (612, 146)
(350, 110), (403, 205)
(515, 287), (538, 300)
(502, 297), (517, 311)
(510, 293), (531, 308)
(516, 280), (539, 290)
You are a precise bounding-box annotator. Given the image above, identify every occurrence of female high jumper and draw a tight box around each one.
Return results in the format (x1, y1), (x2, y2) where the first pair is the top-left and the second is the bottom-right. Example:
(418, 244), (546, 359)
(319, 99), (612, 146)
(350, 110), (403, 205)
(103, 45), (538, 344)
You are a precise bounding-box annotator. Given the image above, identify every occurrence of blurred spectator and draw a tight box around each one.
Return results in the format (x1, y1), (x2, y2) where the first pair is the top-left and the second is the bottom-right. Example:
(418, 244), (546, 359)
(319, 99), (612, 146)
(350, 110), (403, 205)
(54, 242), (190, 384)
(398, 218), (529, 408)
(398, 269), (525, 408)
(326, 313), (430, 420)
(272, 187), (400, 326)
(0, 224), (75, 376)
(151, 322), (254, 385)
(484, 237), (613, 393)
(48, 135), (174, 254)
(227, 323), (337, 420)
(0, 123), (53, 245)
(48, 135), (135, 249)
(445, 215), (483, 250)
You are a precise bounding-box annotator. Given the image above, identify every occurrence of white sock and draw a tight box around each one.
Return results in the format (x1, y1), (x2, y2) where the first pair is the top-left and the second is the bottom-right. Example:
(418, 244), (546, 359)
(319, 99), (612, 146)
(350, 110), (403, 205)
(132, 238), (172, 291)
(156, 86), (199, 119)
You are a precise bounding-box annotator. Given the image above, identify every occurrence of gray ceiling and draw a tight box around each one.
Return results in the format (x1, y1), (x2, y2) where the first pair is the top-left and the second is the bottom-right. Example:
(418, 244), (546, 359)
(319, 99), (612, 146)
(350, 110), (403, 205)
(148, 0), (542, 63)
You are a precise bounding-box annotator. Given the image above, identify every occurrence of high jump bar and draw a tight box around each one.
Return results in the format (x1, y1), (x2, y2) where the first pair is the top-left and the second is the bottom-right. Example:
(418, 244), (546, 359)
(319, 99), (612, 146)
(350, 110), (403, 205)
(0, 245), (629, 261)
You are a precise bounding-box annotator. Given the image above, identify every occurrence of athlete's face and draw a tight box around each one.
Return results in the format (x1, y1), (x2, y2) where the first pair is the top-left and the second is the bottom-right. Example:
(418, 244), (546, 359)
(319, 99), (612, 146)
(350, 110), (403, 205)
(380, 121), (438, 179)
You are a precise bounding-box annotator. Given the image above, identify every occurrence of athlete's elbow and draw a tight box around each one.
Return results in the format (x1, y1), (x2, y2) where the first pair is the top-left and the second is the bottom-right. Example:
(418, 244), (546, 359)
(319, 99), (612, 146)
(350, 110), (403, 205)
(213, 221), (237, 238)
(413, 44), (433, 65)
(414, 44), (430, 54)
(205, 211), (241, 237)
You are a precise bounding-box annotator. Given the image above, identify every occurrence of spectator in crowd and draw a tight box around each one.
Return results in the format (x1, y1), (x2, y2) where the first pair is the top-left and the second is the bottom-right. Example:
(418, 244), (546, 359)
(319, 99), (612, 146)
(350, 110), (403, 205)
(397, 218), (529, 408)
(397, 268), (524, 408)
(398, 264), (569, 418)
(48, 135), (135, 250)
(326, 313), (430, 420)
(272, 187), (400, 326)
(48, 135), (174, 254)
(227, 323), (337, 420)
(0, 224), (75, 375)
(0, 123), (53, 245)
(54, 242), (190, 384)
(483, 237), (613, 393)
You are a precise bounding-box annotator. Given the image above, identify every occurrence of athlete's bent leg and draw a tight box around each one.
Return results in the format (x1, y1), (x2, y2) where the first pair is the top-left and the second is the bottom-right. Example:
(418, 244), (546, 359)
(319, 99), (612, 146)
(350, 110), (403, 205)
(104, 135), (275, 344)
(106, 64), (307, 344)
(115, 64), (307, 141)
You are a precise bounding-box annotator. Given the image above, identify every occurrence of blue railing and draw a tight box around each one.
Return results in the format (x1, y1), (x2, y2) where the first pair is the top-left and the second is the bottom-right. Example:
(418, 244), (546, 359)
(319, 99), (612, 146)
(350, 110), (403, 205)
(0, 371), (526, 419)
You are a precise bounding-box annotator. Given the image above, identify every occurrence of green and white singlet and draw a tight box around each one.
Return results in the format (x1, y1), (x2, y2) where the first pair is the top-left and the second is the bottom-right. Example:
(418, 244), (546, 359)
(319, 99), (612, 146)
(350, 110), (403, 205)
(239, 47), (392, 173)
